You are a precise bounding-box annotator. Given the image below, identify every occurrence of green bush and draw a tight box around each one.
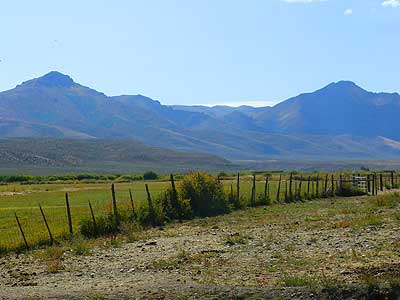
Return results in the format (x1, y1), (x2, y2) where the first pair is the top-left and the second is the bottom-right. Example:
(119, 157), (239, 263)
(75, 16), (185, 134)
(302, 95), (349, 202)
(79, 214), (119, 238)
(336, 183), (367, 197)
(143, 171), (158, 180)
(256, 194), (272, 206)
(135, 203), (164, 227)
(178, 172), (229, 217)
(156, 187), (192, 221)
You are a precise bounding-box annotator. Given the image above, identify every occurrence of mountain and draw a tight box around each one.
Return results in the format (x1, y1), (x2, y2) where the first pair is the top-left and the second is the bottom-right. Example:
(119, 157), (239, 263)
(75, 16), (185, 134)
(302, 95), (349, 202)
(252, 81), (400, 139)
(0, 138), (232, 174)
(1, 72), (400, 161)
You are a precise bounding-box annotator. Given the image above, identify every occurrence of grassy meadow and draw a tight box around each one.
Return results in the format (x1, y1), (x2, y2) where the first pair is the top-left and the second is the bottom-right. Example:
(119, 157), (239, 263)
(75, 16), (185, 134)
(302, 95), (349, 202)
(0, 171), (393, 253)
(0, 181), (170, 252)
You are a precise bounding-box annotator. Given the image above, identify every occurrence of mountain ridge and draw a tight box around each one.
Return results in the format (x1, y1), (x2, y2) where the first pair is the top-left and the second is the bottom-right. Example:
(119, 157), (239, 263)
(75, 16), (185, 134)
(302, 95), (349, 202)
(0, 72), (399, 160)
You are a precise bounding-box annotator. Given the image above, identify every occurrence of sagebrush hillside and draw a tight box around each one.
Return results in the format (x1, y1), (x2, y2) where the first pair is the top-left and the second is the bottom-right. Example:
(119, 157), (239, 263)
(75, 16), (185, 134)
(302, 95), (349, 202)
(0, 138), (232, 174)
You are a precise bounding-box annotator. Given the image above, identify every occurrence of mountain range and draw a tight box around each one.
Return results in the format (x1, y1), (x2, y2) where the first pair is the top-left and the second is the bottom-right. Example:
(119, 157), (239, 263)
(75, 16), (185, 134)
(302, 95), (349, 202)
(0, 71), (399, 161)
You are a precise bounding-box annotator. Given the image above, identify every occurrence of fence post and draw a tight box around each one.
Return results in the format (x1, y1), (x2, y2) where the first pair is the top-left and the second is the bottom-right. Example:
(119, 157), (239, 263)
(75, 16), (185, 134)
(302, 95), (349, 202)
(170, 174), (181, 220)
(284, 180), (288, 203)
(380, 174), (383, 192)
(307, 176), (311, 198)
(236, 173), (240, 204)
(264, 176), (269, 199)
(331, 175), (335, 197)
(15, 213), (29, 250)
(324, 174), (328, 197)
(289, 173), (293, 201)
(88, 201), (97, 235)
(372, 174), (376, 195)
(316, 175), (319, 198)
(298, 176), (303, 200)
(367, 175), (371, 194)
(145, 184), (157, 227)
(251, 174), (256, 206)
(391, 171), (394, 188)
(39, 204), (54, 245)
(65, 193), (73, 236)
(276, 175), (282, 203)
(111, 184), (119, 224)
(129, 189), (135, 215)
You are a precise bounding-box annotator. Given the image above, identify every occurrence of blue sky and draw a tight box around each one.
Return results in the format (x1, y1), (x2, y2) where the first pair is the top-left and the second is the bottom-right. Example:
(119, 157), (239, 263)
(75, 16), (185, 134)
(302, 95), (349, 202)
(0, 0), (399, 106)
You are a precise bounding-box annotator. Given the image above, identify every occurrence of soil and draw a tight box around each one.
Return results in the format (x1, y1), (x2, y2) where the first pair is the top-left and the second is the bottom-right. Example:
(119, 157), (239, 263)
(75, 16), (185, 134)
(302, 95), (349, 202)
(0, 196), (399, 300)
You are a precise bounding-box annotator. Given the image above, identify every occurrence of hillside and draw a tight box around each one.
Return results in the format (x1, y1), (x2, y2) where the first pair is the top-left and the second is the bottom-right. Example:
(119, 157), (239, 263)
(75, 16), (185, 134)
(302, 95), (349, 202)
(1, 72), (400, 160)
(0, 138), (232, 174)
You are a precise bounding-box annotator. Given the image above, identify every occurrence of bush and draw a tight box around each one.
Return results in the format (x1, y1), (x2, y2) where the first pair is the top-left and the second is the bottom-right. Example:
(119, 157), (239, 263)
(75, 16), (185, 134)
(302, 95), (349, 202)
(178, 172), (229, 217)
(135, 203), (164, 227)
(143, 171), (158, 180)
(80, 214), (119, 238)
(336, 183), (367, 197)
(256, 194), (272, 206)
(156, 187), (192, 221)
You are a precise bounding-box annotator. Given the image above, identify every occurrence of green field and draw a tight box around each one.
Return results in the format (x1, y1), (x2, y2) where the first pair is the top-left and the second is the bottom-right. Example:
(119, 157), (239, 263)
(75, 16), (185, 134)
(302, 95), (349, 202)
(0, 172), (393, 252)
(0, 181), (171, 251)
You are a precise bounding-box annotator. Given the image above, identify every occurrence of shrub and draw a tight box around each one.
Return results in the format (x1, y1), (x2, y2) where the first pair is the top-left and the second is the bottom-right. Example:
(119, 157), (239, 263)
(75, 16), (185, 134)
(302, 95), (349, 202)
(143, 171), (158, 180)
(135, 203), (164, 227)
(156, 187), (192, 221)
(336, 183), (367, 197)
(256, 194), (272, 206)
(80, 214), (119, 238)
(178, 172), (229, 217)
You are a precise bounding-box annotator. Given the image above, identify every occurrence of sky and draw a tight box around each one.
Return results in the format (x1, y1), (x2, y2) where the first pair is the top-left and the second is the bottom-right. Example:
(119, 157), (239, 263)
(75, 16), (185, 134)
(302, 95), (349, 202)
(0, 0), (399, 107)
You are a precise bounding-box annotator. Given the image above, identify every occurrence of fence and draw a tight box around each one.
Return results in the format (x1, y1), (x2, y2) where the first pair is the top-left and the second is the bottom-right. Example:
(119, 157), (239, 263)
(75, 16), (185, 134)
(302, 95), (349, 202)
(1, 171), (398, 253)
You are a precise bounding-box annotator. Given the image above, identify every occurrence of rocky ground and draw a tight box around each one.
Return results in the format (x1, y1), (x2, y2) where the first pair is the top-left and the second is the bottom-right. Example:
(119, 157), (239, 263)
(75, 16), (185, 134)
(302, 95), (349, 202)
(0, 195), (399, 299)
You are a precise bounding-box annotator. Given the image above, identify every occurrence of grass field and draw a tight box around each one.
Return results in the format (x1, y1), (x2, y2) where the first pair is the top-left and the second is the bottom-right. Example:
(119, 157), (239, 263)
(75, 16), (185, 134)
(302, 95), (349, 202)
(0, 172), (391, 253)
(0, 181), (171, 252)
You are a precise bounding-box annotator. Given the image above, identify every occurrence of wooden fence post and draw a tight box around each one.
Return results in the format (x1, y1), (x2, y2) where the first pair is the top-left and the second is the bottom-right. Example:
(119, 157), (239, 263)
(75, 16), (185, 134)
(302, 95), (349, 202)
(264, 176), (269, 199)
(316, 175), (319, 198)
(170, 174), (180, 220)
(236, 173), (240, 204)
(372, 174), (376, 195)
(331, 175), (335, 197)
(251, 174), (256, 206)
(88, 201), (97, 235)
(39, 204), (54, 245)
(324, 174), (328, 197)
(145, 184), (157, 227)
(65, 193), (73, 236)
(289, 173), (293, 201)
(307, 176), (311, 198)
(380, 174), (383, 192)
(129, 189), (135, 215)
(111, 184), (119, 224)
(276, 175), (282, 203)
(15, 213), (29, 250)
(298, 176), (303, 200)
(284, 180), (288, 203)
(391, 171), (394, 188)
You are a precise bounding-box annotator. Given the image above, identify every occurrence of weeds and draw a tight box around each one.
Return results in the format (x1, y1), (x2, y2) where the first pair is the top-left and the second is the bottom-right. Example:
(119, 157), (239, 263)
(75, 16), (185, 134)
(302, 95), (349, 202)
(224, 233), (249, 246)
(280, 274), (318, 288)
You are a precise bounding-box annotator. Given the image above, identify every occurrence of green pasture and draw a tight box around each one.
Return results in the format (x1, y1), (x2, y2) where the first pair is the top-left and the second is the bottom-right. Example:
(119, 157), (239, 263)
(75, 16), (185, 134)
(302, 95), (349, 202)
(0, 181), (170, 252)
(0, 172), (376, 252)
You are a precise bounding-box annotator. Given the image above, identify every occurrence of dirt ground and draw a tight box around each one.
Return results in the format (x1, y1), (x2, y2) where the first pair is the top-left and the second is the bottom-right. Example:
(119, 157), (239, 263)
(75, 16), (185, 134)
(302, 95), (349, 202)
(0, 195), (399, 300)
